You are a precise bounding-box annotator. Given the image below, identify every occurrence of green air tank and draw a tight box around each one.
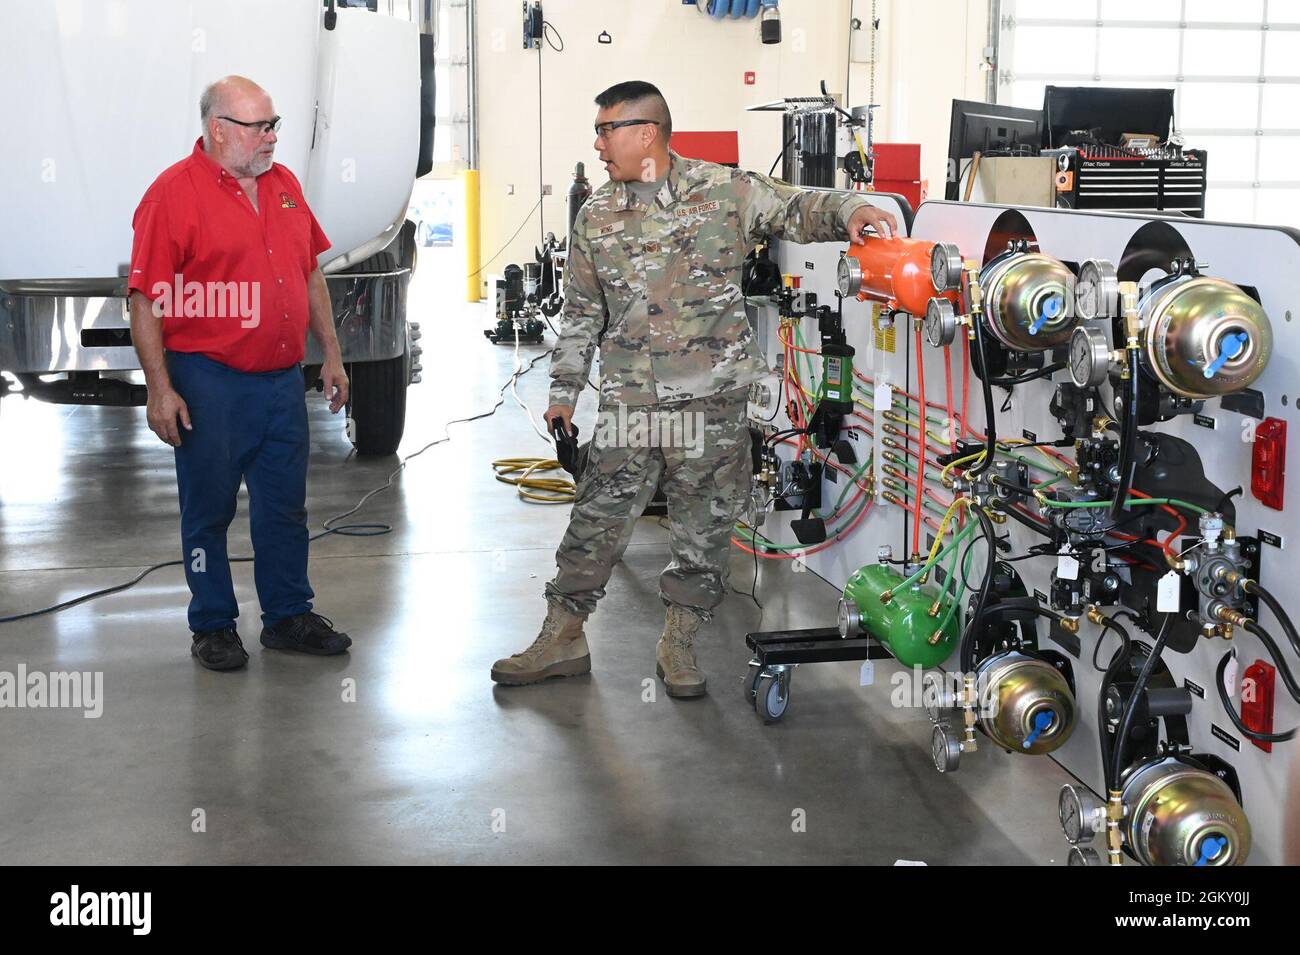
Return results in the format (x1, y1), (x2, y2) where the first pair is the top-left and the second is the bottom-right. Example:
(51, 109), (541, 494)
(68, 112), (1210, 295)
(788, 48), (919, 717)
(836, 563), (959, 669)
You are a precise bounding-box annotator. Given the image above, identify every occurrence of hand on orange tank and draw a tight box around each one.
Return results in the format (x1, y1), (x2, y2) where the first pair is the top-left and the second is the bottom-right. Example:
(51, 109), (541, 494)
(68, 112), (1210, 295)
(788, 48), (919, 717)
(848, 204), (898, 243)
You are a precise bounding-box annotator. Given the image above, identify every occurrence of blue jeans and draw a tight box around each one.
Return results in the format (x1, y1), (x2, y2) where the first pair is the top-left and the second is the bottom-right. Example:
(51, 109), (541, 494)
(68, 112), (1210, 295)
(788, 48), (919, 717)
(166, 351), (314, 633)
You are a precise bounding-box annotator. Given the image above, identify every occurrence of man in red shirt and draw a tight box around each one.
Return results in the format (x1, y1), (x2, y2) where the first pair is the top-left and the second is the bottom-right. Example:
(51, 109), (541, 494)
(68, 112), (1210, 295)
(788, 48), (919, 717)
(128, 75), (352, 670)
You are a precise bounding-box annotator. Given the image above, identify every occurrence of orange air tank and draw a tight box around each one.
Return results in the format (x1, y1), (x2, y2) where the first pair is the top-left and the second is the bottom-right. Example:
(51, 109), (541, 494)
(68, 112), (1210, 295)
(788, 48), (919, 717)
(835, 236), (962, 316)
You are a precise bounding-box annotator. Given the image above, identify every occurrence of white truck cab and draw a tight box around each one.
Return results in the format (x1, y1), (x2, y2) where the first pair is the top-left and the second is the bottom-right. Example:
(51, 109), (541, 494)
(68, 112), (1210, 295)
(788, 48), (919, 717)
(0, 0), (437, 454)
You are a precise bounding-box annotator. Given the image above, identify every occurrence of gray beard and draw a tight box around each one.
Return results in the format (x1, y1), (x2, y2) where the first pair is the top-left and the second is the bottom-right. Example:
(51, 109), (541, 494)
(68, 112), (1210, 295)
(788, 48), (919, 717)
(232, 153), (274, 178)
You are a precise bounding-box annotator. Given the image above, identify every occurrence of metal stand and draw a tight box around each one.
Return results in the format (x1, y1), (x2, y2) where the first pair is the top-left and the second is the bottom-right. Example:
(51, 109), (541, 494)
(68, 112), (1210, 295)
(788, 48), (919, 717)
(742, 626), (893, 723)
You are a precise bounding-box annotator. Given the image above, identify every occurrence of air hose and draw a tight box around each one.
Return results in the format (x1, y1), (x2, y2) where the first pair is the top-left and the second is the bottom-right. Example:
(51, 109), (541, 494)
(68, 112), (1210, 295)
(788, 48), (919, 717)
(491, 457), (575, 504)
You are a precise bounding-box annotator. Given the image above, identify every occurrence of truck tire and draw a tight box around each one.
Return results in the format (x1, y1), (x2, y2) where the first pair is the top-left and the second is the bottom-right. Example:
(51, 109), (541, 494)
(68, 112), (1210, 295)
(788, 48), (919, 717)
(347, 348), (408, 456)
(339, 227), (415, 456)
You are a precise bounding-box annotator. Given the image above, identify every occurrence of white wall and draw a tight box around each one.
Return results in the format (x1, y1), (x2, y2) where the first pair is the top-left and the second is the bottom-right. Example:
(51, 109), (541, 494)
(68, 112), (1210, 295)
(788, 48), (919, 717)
(850, 0), (991, 193)
(474, 0), (989, 281)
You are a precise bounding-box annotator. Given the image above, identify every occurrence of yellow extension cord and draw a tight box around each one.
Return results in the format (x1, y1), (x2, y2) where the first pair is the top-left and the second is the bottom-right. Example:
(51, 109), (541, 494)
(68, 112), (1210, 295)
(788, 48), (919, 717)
(492, 457), (576, 504)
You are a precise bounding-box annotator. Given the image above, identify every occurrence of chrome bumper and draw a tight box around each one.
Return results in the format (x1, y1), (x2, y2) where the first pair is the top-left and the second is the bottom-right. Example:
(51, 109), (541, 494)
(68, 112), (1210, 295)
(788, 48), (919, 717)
(0, 268), (413, 375)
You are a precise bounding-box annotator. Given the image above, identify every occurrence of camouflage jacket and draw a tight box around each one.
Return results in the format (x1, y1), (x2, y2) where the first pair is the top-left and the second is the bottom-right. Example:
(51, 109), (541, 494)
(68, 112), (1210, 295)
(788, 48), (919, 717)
(548, 150), (873, 408)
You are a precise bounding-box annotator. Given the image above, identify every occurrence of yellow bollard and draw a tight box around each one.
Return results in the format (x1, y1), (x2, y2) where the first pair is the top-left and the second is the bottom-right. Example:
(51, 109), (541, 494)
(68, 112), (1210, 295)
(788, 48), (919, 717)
(462, 168), (481, 302)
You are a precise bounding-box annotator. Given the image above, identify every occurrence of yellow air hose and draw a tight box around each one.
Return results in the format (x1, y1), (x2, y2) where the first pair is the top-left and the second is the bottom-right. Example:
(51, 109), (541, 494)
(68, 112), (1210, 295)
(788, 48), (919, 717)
(492, 457), (576, 504)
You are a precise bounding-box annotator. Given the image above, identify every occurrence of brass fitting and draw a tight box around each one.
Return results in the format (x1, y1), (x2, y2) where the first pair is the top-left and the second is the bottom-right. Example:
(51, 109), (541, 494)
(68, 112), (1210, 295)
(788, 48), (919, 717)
(1165, 552), (1186, 573)
(1085, 605), (1107, 627)
(987, 510), (1007, 525)
(1212, 604), (1251, 628)
(879, 590), (895, 605)
(927, 600), (943, 618)
(1060, 616), (1081, 634)
(1106, 789), (1125, 866)
(1092, 415), (1115, 433)
(883, 492), (907, 508)
(962, 703), (979, 753)
(1120, 281), (1141, 346)
(928, 629), (945, 645)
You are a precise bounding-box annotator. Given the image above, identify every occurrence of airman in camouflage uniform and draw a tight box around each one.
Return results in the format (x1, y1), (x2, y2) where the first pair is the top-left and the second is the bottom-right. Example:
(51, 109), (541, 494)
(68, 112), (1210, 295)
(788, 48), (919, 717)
(491, 81), (896, 697)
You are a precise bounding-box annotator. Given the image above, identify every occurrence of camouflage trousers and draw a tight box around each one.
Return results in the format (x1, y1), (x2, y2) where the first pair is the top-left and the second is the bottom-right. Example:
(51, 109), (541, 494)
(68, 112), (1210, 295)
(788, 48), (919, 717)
(544, 387), (753, 622)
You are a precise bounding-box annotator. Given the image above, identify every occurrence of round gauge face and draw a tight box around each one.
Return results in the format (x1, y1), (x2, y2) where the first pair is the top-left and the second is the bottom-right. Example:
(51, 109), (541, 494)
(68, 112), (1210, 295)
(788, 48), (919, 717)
(924, 297), (955, 348)
(931, 726), (948, 770)
(837, 598), (853, 637)
(1070, 331), (1096, 386)
(930, 242), (959, 292)
(1077, 259), (1118, 321)
(922, 673), (944, 723)
(837, 255), (857, 298)
(1069, 326), (1108, 388)
(1059, 786), (1084, 842)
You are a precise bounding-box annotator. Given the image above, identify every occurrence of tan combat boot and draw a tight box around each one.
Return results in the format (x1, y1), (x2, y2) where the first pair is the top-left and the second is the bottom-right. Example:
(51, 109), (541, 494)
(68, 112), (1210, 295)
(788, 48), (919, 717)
(490, 604), (591, 685)
(655, 605), (707, 698)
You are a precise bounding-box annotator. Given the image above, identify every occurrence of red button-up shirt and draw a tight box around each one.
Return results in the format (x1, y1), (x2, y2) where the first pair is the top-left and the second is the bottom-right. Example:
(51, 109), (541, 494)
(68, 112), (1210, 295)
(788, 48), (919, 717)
(128, 138), (330, 373)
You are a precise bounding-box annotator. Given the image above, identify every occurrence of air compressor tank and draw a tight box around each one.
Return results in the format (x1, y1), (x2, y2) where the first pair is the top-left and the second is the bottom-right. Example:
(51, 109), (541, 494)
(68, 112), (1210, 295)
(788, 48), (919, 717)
(836, 236), (959, 317)
(837, 564), (959, 669)
(567, 161), (592, 250)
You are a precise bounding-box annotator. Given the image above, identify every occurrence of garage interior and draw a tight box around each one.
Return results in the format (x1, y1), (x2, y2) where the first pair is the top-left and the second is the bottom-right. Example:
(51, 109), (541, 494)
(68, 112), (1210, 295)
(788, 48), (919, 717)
(2, 0), (1299, 871)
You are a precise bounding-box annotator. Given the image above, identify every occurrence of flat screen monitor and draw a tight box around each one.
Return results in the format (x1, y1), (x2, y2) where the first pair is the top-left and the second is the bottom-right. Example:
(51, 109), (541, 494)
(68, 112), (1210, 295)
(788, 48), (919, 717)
(945, 99), (1043, 200)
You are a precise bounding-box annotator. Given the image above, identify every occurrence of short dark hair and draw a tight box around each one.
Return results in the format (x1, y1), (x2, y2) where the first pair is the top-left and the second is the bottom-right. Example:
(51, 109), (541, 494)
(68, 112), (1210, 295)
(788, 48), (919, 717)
(594, 80), (672, 141)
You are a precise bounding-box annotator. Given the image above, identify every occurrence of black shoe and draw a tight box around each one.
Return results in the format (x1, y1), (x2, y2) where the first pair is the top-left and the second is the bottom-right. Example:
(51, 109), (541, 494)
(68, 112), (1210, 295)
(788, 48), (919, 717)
(191, 628), (249, 671)
(260, 612), (352, 655)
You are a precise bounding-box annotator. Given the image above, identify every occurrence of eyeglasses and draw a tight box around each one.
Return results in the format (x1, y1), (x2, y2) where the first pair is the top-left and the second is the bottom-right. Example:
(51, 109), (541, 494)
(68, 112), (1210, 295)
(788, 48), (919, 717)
(594, 119), (659, 139)
(218, 115), (282, 135)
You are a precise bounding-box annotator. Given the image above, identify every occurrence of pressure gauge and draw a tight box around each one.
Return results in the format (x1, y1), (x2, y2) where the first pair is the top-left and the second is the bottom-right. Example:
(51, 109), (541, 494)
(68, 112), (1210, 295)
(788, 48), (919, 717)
(1068, 326), (1111, 389)
(837, 598), (862, 638)
(931, 722), (962, 773)
(924, 297), (958, 348)
(930, 241), (963, 292)
(837, 254), (862, 298)
(1076, 258), (1119, 321)
(1059, 784), (1104, 844)
(922, 671), (951, 725)
(1057, 152), (1072, 173)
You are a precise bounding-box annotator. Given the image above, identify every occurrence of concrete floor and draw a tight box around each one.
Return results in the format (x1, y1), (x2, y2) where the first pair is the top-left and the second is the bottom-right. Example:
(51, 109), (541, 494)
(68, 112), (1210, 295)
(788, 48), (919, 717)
(0, 248), (1080, 864)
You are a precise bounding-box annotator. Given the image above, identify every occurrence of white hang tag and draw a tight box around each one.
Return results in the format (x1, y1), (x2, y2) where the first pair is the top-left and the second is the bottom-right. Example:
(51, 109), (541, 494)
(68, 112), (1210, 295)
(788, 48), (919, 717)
(873, 382), (892, 412)
(1057, 549), (1080, 581)
(1156, 571), (1181, 613)
(859, 659), (875, 686)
